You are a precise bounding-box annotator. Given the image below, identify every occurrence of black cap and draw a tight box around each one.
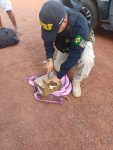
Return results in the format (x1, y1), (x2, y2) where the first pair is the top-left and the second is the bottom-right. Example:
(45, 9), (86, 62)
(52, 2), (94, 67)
(39, 0), (66, 41)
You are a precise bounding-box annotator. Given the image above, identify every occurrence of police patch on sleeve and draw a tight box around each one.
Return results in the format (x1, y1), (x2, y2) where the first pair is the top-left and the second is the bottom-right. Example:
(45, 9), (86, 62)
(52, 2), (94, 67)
(73, 35), (87, 48)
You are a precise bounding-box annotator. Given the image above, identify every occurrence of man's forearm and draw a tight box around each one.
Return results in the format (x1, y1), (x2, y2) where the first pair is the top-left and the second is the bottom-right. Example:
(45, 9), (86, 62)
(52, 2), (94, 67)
(44, 41), (55, 59)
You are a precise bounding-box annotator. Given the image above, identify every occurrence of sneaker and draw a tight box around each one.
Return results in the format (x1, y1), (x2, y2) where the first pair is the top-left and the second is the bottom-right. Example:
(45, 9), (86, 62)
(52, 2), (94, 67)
(72, 80), (81, 97)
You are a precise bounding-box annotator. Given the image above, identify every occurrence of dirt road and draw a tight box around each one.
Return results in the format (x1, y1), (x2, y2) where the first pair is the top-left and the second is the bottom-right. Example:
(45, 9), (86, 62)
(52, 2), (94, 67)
(0, 0), (113, 150)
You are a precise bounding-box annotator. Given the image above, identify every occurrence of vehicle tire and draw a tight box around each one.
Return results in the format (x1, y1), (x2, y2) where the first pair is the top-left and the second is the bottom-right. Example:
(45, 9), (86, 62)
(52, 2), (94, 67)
(81, 0), (98, 29)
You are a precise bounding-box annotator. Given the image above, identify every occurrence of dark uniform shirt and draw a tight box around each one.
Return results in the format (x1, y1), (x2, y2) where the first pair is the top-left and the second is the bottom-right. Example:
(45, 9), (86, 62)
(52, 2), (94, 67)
(43, 8), (90, 79)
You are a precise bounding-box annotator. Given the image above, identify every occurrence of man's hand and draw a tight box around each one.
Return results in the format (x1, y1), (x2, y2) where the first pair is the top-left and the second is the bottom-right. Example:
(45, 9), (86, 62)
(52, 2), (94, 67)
(45, 75), (60, 84)
(46, 58), (54, 74)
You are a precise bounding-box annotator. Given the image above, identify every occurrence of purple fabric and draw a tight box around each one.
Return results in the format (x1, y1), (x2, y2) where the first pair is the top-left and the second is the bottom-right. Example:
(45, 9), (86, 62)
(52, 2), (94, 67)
(52, 75), (72, 96)
(27, 74), (72, 104)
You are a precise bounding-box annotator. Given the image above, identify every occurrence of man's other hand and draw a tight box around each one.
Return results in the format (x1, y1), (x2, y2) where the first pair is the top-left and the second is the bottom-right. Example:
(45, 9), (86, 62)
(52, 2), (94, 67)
(46, 58), (54, 74)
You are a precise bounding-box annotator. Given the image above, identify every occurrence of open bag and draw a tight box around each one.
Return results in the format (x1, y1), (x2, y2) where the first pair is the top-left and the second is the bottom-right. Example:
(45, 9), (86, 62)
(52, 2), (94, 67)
(27, 74), (72, 104)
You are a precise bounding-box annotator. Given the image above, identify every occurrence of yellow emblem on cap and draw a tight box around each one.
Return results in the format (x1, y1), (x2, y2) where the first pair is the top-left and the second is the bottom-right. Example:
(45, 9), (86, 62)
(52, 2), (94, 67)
(40, 21), (53, 31)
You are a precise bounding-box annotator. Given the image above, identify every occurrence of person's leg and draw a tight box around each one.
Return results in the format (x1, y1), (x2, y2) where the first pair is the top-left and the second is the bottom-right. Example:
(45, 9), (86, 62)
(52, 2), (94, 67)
(0, 16), (3, 29)
(0, 0), (15, 29)
(72, 41), (95, 97)
(109, 0), (113, 27)
(7, 10), (22, 35)
(101, 0), (113, 31)
(54, 51), (69, 72)
(0, 0), (21, 35)
(6, 10), (18, 32)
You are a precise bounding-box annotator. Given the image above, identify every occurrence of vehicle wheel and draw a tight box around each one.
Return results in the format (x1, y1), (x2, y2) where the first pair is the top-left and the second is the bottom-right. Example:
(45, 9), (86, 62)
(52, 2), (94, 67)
(81, 0), (98, 29)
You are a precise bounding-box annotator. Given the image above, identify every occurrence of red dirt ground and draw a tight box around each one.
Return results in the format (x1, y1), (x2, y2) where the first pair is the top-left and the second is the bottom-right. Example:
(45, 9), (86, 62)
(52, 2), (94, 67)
(0, 0), (113, 150)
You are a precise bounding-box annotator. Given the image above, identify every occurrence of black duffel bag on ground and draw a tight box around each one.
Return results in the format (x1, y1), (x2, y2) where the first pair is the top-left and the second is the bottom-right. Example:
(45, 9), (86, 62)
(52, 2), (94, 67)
(0, 28), (20, 49)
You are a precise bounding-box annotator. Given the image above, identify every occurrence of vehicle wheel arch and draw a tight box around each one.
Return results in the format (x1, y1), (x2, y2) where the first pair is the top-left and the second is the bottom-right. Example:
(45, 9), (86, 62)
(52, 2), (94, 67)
(82, 0), (99, 28)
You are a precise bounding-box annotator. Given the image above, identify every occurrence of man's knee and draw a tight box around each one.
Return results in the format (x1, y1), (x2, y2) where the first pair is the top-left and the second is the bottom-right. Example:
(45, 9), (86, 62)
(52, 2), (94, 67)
(81, 42), (95, 67)
(54, 51), (68, 72)
(54, 60), (61, 72)
(80, 56), (95, 68)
